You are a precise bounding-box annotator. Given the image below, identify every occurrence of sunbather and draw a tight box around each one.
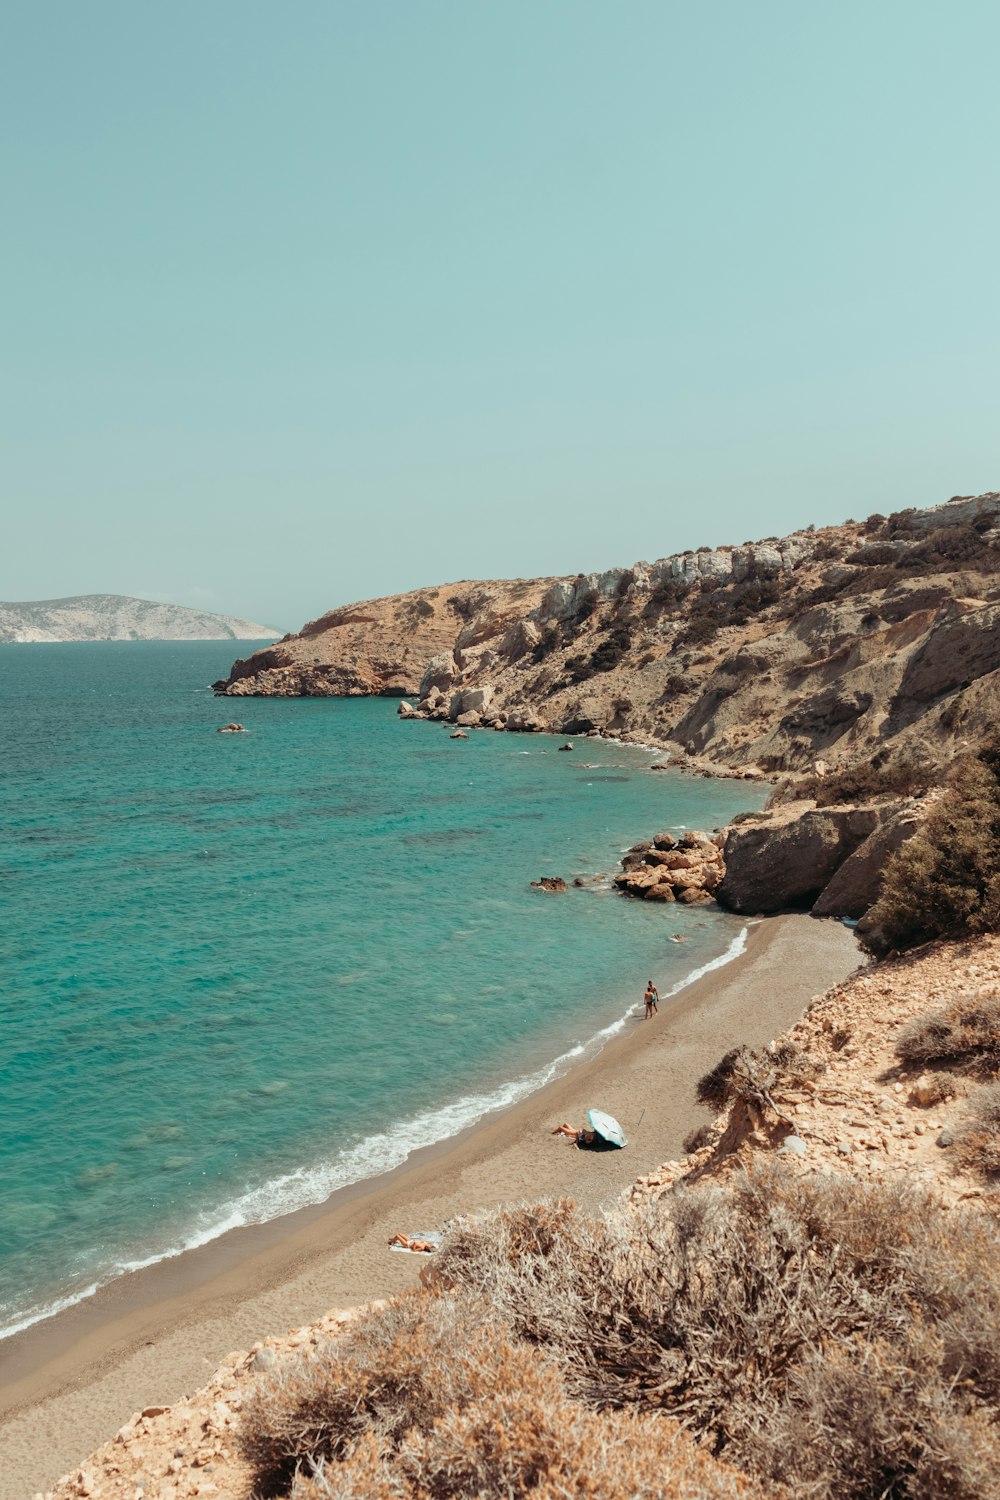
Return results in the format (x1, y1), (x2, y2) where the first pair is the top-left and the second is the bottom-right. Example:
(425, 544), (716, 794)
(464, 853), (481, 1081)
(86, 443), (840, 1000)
(387, 1232), (436, 1253)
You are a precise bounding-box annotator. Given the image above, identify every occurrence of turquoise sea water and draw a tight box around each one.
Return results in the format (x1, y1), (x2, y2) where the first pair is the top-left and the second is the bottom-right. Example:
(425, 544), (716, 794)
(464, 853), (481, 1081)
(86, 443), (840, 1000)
(0, 643), (766, 1338)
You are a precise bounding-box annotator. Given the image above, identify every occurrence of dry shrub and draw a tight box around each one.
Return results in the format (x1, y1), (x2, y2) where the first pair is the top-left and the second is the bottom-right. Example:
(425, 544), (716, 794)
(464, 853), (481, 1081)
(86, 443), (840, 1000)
(244, 1283), (762, 1500)
(797, 756), (932, 808)
(682, 1121), (716, 1153)
(242, 1174), (1000, 1500)
(293, 1357), (761, 1500)
(695, 1042), (821, 1114)
(426, 1172), (1000, 1498)
(916, 1073), (959, 1106)
(953, 1081), (1000, 1183)
(896, 996), (1000, 1077)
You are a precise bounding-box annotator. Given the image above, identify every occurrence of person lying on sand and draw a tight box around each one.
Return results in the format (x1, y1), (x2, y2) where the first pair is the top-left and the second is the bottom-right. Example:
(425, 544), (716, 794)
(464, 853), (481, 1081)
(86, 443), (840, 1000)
(552, 1121), (624, 1151)
(386, 1233), (436, 1253)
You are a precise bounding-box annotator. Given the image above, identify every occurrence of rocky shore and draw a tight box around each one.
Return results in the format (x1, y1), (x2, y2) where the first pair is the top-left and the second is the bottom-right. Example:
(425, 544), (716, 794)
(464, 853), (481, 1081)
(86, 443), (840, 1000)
(613, 828), (725, 904)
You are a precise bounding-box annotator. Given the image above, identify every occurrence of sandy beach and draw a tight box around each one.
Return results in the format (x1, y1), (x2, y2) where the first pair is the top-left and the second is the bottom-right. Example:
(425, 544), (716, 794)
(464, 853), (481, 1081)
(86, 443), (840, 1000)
(0, 913), (860, 1499)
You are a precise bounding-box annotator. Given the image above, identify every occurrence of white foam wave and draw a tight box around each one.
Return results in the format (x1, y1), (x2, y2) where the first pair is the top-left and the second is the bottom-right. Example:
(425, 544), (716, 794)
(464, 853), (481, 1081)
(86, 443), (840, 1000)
(0, 925), (748, 1343)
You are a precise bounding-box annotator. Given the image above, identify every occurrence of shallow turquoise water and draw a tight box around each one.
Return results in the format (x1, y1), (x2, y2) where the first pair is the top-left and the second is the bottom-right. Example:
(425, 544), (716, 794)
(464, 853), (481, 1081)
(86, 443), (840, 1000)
(0, 643), (766, 1336)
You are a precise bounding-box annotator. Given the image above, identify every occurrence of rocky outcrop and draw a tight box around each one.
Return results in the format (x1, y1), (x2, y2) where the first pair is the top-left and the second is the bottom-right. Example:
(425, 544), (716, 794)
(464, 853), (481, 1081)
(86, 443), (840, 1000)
(215, 580), (553, 698)
(213, 492), (1000, 792)
(614, 830), (725, 905)
(717, 799), (928, 917)
(811, 803), (925, 918)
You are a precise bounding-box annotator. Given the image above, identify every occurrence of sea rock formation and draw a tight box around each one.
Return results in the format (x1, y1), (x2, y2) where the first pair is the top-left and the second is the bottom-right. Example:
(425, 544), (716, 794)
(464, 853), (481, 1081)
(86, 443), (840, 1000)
(614, 830), (725, 904)
(0, 594), (278, 643)
(718, 804), (892, 913)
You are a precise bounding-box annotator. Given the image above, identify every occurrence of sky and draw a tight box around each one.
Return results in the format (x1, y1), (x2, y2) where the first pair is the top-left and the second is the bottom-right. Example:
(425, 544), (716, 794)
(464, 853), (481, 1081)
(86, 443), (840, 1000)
(2, 1), (998, 632)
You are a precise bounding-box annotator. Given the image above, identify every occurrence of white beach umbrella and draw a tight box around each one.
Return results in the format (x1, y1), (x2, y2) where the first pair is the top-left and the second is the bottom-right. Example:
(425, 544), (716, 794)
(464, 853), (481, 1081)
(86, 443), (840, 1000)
(587, 1108), (627, 1148)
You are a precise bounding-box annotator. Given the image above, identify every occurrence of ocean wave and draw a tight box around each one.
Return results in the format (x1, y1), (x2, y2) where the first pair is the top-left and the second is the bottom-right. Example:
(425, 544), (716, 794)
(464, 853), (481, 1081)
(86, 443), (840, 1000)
(0, 925), (748, 1343)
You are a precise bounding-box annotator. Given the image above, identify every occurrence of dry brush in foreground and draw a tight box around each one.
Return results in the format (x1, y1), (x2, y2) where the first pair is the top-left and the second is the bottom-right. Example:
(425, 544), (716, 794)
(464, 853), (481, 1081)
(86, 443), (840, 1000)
(241, 1168), (1000, 1500)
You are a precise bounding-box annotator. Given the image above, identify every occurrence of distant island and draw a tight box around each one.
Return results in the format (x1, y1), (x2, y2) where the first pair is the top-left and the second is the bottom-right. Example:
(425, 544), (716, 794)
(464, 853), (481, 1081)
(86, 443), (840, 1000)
(0, 593), (279, 643)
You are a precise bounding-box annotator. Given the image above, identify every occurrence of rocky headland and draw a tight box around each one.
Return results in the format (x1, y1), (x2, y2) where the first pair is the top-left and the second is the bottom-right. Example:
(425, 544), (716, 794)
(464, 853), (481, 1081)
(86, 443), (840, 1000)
(215, 490), (1000, 927)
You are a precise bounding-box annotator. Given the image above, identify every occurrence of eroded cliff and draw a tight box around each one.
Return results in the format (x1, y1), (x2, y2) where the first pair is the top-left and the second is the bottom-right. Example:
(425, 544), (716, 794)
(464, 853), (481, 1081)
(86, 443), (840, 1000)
(215, 491), (1000, 782)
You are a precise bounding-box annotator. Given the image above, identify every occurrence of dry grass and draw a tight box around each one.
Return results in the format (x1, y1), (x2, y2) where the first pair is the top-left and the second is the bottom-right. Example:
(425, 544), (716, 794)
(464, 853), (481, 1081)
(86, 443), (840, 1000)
(242, 1172), (1000, 1500)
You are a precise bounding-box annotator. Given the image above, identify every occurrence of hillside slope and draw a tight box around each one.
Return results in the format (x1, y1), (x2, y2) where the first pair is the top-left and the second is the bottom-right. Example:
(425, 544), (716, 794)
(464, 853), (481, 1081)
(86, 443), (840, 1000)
(215, 492), (1000, 780)
(0, 595), (278, 643)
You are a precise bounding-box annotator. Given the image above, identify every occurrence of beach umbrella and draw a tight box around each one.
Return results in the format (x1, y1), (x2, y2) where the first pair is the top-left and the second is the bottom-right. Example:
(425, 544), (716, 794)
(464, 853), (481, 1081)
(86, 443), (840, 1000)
(587, 1108), (627, 1148)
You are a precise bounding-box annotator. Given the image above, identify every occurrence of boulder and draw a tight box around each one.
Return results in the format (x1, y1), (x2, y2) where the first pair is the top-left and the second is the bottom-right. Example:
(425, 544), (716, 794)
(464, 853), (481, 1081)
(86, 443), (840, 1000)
(459, 684), (495, 716)
(397, 701), (415, 718)
(558, 742), (574, 752)
(506, 708), (545, 732)
(419, 653), (458, 698)
(530, 876), (568, 893)
(455, 710), (482, 727)
(449, 730), (468, 740)
(718, 804), (884, 914)
(645, 883), (676, 901)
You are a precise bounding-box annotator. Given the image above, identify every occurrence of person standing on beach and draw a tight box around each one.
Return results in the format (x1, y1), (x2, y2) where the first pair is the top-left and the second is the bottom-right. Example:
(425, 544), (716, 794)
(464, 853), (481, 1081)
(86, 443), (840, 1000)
(644, 980), (659, 1019)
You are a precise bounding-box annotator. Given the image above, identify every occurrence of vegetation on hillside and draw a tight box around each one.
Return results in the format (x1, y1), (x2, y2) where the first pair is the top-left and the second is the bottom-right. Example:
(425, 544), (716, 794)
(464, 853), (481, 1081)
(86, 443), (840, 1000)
(859, 735), (1000, 956)
(795, 756), (934, 808)
(242, 1170), (1000, 1500)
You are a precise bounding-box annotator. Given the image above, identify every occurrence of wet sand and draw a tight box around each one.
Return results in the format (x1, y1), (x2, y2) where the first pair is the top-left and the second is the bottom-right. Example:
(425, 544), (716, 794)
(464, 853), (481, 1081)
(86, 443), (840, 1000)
(0, 914), (860, 1499)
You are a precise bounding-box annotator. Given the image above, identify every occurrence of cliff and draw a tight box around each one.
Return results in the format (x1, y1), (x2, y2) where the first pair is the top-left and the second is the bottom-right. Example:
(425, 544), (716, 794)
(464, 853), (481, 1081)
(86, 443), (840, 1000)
(215, 492), (1000, 784)
(0, 595), (279, 643)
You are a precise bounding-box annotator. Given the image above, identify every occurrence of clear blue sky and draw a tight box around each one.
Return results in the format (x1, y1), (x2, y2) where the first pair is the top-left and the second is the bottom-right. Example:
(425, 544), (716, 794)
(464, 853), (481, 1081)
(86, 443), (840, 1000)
(3, 1), (997, 631)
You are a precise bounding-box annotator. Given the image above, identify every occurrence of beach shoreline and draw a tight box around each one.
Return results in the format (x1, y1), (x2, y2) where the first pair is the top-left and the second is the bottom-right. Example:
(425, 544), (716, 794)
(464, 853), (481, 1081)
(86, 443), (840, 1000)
(0, 913), (861, 1499)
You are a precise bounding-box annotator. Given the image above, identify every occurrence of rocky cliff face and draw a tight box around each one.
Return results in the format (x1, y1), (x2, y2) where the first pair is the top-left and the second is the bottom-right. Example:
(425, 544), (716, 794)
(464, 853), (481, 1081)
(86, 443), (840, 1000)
(215, 491), (1000, 782)
(214, 490), (1000, 924)
(0, 595), (279, 643)
(215, 578), (555, 697)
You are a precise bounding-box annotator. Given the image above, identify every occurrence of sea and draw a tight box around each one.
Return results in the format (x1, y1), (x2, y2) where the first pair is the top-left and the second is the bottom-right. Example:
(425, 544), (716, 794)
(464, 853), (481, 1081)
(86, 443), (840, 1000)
(0, 642), (766, 1340)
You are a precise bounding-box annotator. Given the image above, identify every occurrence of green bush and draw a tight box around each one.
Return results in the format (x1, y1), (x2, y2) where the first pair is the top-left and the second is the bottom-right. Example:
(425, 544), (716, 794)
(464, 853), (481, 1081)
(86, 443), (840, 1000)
(858, 736), (1000, 956)
(589, 626), (632, 673)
